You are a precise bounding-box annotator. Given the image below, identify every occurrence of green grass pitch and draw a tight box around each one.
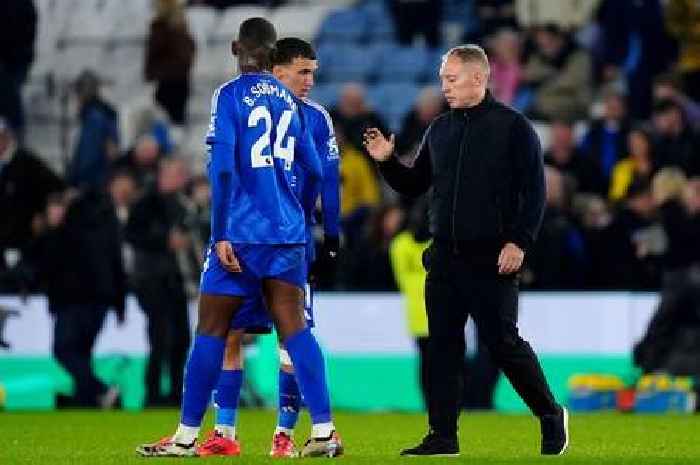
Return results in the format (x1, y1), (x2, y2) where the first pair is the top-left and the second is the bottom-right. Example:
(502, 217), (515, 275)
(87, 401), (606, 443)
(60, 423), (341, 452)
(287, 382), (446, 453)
(1, 410), (699, 464)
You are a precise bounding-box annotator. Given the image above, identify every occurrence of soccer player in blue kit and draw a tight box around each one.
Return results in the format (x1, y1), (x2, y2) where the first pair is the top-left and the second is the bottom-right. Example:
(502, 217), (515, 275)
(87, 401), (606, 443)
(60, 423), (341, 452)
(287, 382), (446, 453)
(136, 18), (342, 458)
(196, 38), (340, 459)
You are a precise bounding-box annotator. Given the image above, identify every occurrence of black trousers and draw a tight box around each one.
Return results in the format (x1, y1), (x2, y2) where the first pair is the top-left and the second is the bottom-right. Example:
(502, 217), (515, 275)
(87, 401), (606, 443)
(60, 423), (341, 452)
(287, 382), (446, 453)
(135, 273), (190, 406)
(52, 303), (108, 406)
(155, 77), (189, 125)
(415, 336), (431, 410)
(425, 243), (558, 437)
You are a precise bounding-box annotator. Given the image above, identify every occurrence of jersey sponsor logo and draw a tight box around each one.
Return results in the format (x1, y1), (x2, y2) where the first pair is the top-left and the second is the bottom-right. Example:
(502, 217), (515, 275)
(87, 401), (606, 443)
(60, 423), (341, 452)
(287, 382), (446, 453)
(327, 136), (340, 160)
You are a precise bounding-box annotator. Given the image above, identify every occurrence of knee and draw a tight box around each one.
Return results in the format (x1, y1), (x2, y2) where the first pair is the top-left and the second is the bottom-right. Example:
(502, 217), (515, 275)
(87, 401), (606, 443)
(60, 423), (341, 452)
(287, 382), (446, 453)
(485, 333), (527, 362)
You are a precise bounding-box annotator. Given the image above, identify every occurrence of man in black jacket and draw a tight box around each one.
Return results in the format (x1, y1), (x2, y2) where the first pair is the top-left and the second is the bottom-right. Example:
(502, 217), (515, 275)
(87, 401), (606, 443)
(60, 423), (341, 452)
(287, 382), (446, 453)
(125, 158), (191, 406)
(32, 188), (125, 408)
(364, 44), (567, 456)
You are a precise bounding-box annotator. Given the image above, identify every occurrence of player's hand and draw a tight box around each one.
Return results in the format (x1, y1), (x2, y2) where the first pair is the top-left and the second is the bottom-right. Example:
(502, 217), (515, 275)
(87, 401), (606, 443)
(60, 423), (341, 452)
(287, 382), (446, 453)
(363, 128), (395, 161)
(498, 242), (524, 275)
(215, 240), (242, 273)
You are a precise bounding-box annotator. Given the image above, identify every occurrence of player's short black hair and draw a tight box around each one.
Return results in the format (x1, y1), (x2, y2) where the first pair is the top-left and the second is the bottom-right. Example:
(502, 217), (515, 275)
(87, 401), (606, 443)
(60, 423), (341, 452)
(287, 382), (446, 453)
(270, 38), (316, 66)
(238, 17), (276, 49)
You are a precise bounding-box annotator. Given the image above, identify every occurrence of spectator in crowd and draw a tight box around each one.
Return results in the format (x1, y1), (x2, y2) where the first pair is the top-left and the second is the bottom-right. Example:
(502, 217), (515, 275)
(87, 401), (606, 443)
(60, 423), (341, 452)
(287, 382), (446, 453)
(107, 170), (138, 229)
(389, 0), (442, 48)
(597, 180), (663, 289)
(0, 117), (64, 284)
(389, 199), (431, 408)
(123, 104), (174, 156)
(331, 83), (388, 154)
(609, 126), (655, 202)
(652, 73), (700, 129)
(594, 0), (676, 119)
(32, 187), (126, 408)
(651, 99), (700, 176)
(523, 166), (586, 289)
(347, 204), (403, 291)
(186, 175), (211, 250)
(665, 0), (700, 102)
(397, 86), (444, 157)
(580, 88), (630, 187)
(125, 158), (192, 407)
(572, 193), (613, 288)
(145, 0), (196, 125)
(487, 28), (523, 106)
(521, 23), (593, 121)
(465, 0), (519, 44)
(634, 169), (700, 378)
(0, 0), (37, 135)
(544, 119), (603, 195)
(67, 70), (120, 190)
(337, 126), (381, 250)
(515, 0), (601, 31)
(112, 134), (163, 190)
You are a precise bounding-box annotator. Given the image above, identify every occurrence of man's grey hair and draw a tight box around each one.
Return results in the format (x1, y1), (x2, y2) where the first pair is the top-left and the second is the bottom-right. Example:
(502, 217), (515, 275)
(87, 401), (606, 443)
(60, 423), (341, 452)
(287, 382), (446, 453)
(443, 44), (490, 76)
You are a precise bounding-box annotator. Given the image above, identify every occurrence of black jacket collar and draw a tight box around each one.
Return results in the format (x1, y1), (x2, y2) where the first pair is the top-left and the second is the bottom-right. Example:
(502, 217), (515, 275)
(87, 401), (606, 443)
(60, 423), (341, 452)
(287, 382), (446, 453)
(454, 90), (494, 120)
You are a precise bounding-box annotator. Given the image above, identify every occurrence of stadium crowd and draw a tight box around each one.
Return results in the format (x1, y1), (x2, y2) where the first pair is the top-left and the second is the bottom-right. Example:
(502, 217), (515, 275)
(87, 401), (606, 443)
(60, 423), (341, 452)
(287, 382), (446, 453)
(2, 0), (700, 294)
(1, 0), (700, 405)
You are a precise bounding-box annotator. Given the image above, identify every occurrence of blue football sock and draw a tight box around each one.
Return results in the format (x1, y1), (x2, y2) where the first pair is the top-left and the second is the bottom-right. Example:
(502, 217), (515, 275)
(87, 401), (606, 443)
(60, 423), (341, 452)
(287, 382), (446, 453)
(180, 334), (225, 427)
(277, 370), (301, 430)
(284, 328), (331, 424)
(214, 369), (243, 428)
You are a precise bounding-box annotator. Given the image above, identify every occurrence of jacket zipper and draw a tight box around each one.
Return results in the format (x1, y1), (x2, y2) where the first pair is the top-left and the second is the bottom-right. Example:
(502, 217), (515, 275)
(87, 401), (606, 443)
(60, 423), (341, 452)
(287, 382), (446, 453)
(451, 112), (469, 253)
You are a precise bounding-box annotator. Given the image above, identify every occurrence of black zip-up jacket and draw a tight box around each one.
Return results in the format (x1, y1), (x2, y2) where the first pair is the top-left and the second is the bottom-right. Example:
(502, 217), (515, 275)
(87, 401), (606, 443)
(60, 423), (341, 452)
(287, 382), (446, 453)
(378, 92), (545, 257)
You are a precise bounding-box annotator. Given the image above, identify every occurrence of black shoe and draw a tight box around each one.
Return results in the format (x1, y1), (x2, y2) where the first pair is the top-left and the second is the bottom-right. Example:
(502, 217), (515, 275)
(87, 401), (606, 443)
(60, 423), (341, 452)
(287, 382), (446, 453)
(400, 431), (459, 457)
(540, 406), (569, 455)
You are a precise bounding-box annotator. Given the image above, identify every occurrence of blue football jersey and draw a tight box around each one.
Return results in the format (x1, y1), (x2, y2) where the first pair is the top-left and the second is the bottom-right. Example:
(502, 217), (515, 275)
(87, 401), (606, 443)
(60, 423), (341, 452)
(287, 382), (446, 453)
(294, 98), (341, 237)
(205, 73), (322, 245)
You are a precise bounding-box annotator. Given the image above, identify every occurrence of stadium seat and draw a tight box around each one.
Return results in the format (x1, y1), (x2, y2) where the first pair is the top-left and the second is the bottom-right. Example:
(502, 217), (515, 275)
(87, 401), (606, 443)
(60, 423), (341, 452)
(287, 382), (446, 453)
(316, 8), (369, 44)
(186, 6), (219, 48)
(422, 48), (448, 83)
(270, 4), (338, 41)
(367, 83), (420, 132)
(316, 43), (378, 83)
(360, 0), (396, 43)
(377, 45), (430, 83)
(213, 6), (268, 42)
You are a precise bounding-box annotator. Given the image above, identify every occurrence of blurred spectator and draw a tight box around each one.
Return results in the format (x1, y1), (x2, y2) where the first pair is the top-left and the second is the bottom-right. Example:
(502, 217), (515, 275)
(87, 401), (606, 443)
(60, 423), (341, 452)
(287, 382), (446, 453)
(123, 104), (174, 155)
(0, 0), (37, 135)
(665, 0), (700, 102)
(609, 126), (655, 202)
(145, 0), (196, 125)
(634, 170), (700, 377)
(593, 0), (676, 119)
(186, 175), (211, 249)
(331, 83), (388, 154)
(521, 23), (593, 121)
(389, 199), (431, 408)
(465, 0), (519, 44)
(652, 73), (700, 129)
(596, 180), (663, 289)
(572, 193), (613, 288)
(337, 127), (381, 250)
(515, 0), (600, 30)
(580, 88), (630, 187)
(112, 134), (163, 190)
(0, 117), (64, 283)
(125, 158), (192, 407)
(66, 70), (120, 189)
(651, 99), (700, 176)
(396, 86), (444, 157)
(32, 188), (126, 408)
(544, 119), (603, 195)
(389, 0), (442, 48)
(523, 166), (586, 289)
(107, 170), (138, 229)
(347, 204), (403, 291)
(487, 28), (523, 105)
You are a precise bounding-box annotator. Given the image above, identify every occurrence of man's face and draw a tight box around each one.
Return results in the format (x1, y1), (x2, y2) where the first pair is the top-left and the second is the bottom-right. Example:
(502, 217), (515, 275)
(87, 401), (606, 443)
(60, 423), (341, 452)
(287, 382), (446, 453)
(158, 161), (188, 194)
(274, 57), (318, 99)
(439, 56), (484, 109)
(604, 95), (626, 121)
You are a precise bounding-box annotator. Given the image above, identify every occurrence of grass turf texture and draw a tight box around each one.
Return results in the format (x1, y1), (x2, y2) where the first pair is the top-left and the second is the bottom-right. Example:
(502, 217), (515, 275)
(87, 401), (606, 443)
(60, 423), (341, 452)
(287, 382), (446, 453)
(1, 410), (699, 464)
